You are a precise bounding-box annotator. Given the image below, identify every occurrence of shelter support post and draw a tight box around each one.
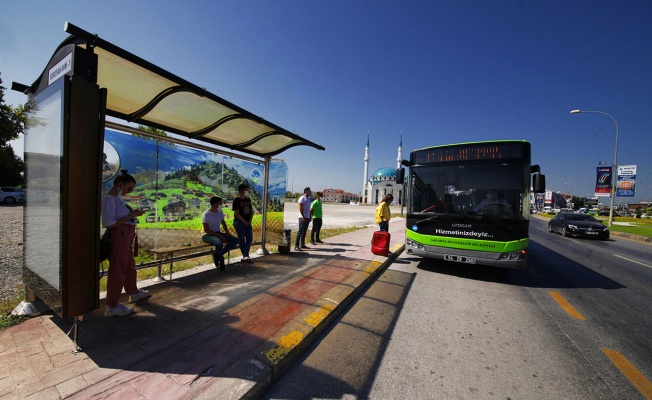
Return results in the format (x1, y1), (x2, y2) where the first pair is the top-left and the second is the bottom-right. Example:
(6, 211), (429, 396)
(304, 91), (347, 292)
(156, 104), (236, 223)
(256, 157), (271, 256)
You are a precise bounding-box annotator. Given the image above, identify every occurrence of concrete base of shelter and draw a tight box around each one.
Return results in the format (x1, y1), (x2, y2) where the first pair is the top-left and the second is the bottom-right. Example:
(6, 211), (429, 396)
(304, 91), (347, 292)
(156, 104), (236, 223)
(10, 299), (50, 317)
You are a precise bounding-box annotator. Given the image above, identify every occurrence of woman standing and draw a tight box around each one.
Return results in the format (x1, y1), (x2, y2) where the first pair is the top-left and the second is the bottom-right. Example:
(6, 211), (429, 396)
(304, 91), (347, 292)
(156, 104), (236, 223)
(101, 170), (150, 317)
(375, 194), (394, 232)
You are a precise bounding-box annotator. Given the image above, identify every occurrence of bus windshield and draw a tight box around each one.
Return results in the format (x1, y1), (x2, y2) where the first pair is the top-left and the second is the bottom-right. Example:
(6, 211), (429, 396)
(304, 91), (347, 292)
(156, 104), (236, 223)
(408, 162), (529, 220)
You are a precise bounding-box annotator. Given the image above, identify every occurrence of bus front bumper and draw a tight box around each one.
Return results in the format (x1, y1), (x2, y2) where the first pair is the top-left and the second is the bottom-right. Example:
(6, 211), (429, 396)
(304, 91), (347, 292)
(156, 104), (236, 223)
(405, 240), (526, 269)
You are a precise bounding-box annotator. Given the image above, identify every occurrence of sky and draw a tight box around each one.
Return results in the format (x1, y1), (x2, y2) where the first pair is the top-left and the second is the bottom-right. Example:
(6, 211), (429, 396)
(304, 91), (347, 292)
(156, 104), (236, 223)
(2, 1), (651, 202)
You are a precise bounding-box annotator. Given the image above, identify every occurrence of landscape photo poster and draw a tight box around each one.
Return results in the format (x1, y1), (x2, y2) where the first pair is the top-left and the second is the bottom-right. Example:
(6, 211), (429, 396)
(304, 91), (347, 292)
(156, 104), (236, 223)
(101, 128), (288, 247)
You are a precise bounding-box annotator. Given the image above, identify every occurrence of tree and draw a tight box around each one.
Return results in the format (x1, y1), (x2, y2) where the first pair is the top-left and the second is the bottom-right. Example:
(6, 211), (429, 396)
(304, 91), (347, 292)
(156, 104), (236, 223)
(0, 74), (37, 186)
(135, 124), (169, 141)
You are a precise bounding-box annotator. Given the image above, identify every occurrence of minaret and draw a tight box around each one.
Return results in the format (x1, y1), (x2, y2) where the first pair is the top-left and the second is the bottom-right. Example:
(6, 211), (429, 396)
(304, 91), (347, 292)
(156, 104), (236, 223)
(397, 132), (403, 169)
(363, 134), (370, 204)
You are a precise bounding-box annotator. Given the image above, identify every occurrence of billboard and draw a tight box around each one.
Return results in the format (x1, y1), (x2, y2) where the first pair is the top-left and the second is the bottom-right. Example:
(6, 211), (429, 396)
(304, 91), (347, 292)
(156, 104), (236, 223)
(616, 165), (636, 197)
(595, 166), (612, 197)
(102, 128), (289, 249)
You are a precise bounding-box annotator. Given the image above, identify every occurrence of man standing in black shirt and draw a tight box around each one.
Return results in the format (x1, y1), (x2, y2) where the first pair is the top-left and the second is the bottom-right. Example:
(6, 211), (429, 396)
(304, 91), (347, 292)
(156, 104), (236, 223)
(233, 184), (254, 262)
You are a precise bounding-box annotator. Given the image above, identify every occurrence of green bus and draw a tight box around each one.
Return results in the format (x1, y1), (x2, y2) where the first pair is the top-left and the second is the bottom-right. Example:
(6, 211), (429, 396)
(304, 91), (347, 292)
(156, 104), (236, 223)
(398, 140), (545, 268)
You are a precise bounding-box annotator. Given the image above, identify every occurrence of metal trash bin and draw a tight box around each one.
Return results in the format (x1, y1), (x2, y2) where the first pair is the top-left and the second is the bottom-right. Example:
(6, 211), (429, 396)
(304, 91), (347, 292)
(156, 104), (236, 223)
(278, 228), (291, 254)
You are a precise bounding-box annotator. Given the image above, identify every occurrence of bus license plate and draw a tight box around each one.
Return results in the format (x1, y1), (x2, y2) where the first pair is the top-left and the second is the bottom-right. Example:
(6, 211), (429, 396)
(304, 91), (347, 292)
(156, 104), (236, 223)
(444, 255), (476, 264)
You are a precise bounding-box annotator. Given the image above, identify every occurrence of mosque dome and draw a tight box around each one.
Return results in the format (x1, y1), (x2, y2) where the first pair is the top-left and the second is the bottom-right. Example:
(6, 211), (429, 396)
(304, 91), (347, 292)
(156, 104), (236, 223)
(369, 167), (397, 183)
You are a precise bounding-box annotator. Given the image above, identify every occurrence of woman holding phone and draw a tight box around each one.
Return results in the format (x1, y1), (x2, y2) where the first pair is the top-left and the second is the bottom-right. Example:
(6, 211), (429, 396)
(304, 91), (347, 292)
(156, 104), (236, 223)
(101, 169), (151, 317)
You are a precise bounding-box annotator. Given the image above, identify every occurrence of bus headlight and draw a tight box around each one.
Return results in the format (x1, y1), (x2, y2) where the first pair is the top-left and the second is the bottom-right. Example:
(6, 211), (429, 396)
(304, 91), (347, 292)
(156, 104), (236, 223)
(500, 250), (525, 260)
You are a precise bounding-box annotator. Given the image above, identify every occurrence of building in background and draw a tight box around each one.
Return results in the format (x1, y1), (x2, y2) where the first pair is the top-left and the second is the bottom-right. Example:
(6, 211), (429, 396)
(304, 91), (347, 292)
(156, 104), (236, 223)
(322, 188), (360, 203)
(361, 134), (403, 205)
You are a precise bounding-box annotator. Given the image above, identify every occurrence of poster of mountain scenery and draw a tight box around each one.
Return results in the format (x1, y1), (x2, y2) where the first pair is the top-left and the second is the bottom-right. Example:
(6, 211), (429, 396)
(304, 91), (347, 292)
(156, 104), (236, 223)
(102, 128), (288, 250)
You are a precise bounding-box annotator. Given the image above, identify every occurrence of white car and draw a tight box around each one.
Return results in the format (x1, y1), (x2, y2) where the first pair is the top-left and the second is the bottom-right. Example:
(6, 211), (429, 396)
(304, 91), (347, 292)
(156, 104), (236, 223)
(0, 187), (24, 204)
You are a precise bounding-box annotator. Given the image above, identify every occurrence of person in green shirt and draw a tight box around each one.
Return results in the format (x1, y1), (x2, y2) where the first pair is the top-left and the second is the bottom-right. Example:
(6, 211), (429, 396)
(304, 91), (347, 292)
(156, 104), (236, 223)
(310, 191), (324, 244)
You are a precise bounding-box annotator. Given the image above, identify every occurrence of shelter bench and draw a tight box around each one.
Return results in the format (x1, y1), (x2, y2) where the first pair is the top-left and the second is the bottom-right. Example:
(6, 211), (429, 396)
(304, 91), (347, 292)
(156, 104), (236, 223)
(147, 242), (241, 281)
(100, 239), (275, 281)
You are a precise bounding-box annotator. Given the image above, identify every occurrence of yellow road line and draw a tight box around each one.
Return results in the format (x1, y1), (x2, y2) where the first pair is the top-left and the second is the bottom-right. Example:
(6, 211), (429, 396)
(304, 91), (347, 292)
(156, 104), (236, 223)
(548, 291), (585, 320)
(602, 348), (652, 399)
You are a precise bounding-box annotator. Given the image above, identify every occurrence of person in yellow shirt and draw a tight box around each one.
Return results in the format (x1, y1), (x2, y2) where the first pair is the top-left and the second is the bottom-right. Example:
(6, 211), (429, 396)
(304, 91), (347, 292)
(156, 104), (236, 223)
(375, 194), (394, 232)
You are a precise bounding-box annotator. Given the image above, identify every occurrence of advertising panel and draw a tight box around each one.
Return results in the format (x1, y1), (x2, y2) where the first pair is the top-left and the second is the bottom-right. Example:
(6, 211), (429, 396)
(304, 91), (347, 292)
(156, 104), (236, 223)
(616, 165), (636, 197)
(595, 166), (612, 197)
(102, 129), (288, 249)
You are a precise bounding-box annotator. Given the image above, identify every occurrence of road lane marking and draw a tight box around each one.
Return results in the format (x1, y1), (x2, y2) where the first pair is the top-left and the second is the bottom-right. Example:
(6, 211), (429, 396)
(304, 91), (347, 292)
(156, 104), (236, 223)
(548, 291), (585, 320)
(602, 348), (652, 399)
(613, 254), (652, 269)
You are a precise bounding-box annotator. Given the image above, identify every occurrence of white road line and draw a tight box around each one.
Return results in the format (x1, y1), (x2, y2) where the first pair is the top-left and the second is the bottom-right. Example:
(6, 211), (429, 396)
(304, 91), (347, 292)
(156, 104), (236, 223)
(613, 254), (652, 269)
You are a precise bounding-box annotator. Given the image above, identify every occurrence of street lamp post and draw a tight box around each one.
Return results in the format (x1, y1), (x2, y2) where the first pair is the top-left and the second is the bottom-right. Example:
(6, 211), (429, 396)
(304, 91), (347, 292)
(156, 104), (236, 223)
(570, 109), (619, 227)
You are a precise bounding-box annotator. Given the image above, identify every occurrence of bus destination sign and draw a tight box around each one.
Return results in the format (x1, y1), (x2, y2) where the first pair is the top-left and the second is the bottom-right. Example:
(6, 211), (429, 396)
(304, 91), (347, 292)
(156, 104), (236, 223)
(414, 142), (528, 164)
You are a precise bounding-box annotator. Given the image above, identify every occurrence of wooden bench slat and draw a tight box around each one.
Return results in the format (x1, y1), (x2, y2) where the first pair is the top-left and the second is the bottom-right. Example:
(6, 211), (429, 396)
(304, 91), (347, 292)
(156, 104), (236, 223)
(149, 243), (213, 254)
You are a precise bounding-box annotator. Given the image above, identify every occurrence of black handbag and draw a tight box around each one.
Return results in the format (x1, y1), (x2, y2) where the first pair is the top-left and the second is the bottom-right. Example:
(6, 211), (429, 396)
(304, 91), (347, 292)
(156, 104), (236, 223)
(100, 229), (111, 262)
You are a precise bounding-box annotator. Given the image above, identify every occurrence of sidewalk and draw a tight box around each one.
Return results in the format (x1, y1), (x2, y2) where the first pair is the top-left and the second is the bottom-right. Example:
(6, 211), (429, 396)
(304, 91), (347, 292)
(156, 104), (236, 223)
(0, 221), (405, 399)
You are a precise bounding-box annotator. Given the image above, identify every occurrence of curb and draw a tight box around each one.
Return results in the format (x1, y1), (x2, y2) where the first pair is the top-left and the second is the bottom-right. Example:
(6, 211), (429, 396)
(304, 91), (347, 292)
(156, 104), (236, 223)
(610, 230), (652, 244)
(190, 243), (405, 399)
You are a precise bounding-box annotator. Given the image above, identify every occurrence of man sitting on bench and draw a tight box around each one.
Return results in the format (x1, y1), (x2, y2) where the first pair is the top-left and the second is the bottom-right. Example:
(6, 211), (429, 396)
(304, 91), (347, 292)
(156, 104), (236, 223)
(202, 196), (239, 271)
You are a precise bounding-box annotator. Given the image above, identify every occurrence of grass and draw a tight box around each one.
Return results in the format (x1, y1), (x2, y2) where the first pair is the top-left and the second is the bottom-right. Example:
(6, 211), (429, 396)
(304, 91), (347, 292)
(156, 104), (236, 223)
(610, 223), (652, 237)
(0, 299), (28, 329)
(0, 224), (369, 330)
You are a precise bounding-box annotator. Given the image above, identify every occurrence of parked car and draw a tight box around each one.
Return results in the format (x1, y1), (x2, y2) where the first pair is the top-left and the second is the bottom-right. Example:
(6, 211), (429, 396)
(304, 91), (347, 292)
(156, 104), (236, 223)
(0, 187), (24, 204)
(548, 212), (609, 240)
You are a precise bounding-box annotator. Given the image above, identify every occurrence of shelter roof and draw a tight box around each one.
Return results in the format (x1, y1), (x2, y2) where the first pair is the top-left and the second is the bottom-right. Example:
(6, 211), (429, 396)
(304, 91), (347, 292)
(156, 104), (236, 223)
(20, 22), (325, 158)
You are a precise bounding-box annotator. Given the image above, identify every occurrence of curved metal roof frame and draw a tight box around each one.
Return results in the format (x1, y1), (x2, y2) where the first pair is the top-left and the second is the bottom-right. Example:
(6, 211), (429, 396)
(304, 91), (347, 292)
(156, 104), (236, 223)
(26, 22), (325, 158)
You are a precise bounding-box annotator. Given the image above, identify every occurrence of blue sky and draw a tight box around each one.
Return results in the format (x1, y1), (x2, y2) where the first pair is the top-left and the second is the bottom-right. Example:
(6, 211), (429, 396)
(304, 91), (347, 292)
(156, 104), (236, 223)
(2, 1), (651, 202)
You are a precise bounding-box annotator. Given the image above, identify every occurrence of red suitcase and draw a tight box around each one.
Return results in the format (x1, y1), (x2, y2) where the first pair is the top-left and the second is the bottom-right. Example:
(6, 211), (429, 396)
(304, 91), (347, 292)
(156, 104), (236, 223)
(371, 231), (391, 256)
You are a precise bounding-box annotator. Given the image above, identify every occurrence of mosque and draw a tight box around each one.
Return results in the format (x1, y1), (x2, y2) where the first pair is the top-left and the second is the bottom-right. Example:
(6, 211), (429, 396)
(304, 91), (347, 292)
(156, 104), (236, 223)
(361, 134), (403, 205)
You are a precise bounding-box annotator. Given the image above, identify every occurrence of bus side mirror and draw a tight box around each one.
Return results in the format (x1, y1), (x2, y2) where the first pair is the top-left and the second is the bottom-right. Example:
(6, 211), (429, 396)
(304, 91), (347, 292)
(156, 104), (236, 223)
(396, 168), (405, 184)
(532, 174), (545, 193)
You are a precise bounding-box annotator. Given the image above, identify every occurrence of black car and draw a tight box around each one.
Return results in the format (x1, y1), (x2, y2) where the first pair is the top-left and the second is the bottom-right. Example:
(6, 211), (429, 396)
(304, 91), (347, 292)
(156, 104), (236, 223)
(548, 212), (609, 240)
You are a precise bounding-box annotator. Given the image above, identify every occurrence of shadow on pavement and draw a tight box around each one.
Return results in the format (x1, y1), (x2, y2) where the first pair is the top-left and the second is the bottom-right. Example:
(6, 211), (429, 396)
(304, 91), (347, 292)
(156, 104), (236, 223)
(413, 239), (625, 290)
(261, 268), (416, 399)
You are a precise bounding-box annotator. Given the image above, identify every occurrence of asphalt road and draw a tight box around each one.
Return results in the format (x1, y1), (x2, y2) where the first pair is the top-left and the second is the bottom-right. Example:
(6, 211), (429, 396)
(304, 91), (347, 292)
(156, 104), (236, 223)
(264, 217), (652, 399)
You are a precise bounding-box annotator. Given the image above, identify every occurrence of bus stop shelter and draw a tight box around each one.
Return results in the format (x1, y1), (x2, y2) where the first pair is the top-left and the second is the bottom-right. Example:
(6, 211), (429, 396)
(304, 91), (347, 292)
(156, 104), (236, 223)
(12, 22), (324, 319)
